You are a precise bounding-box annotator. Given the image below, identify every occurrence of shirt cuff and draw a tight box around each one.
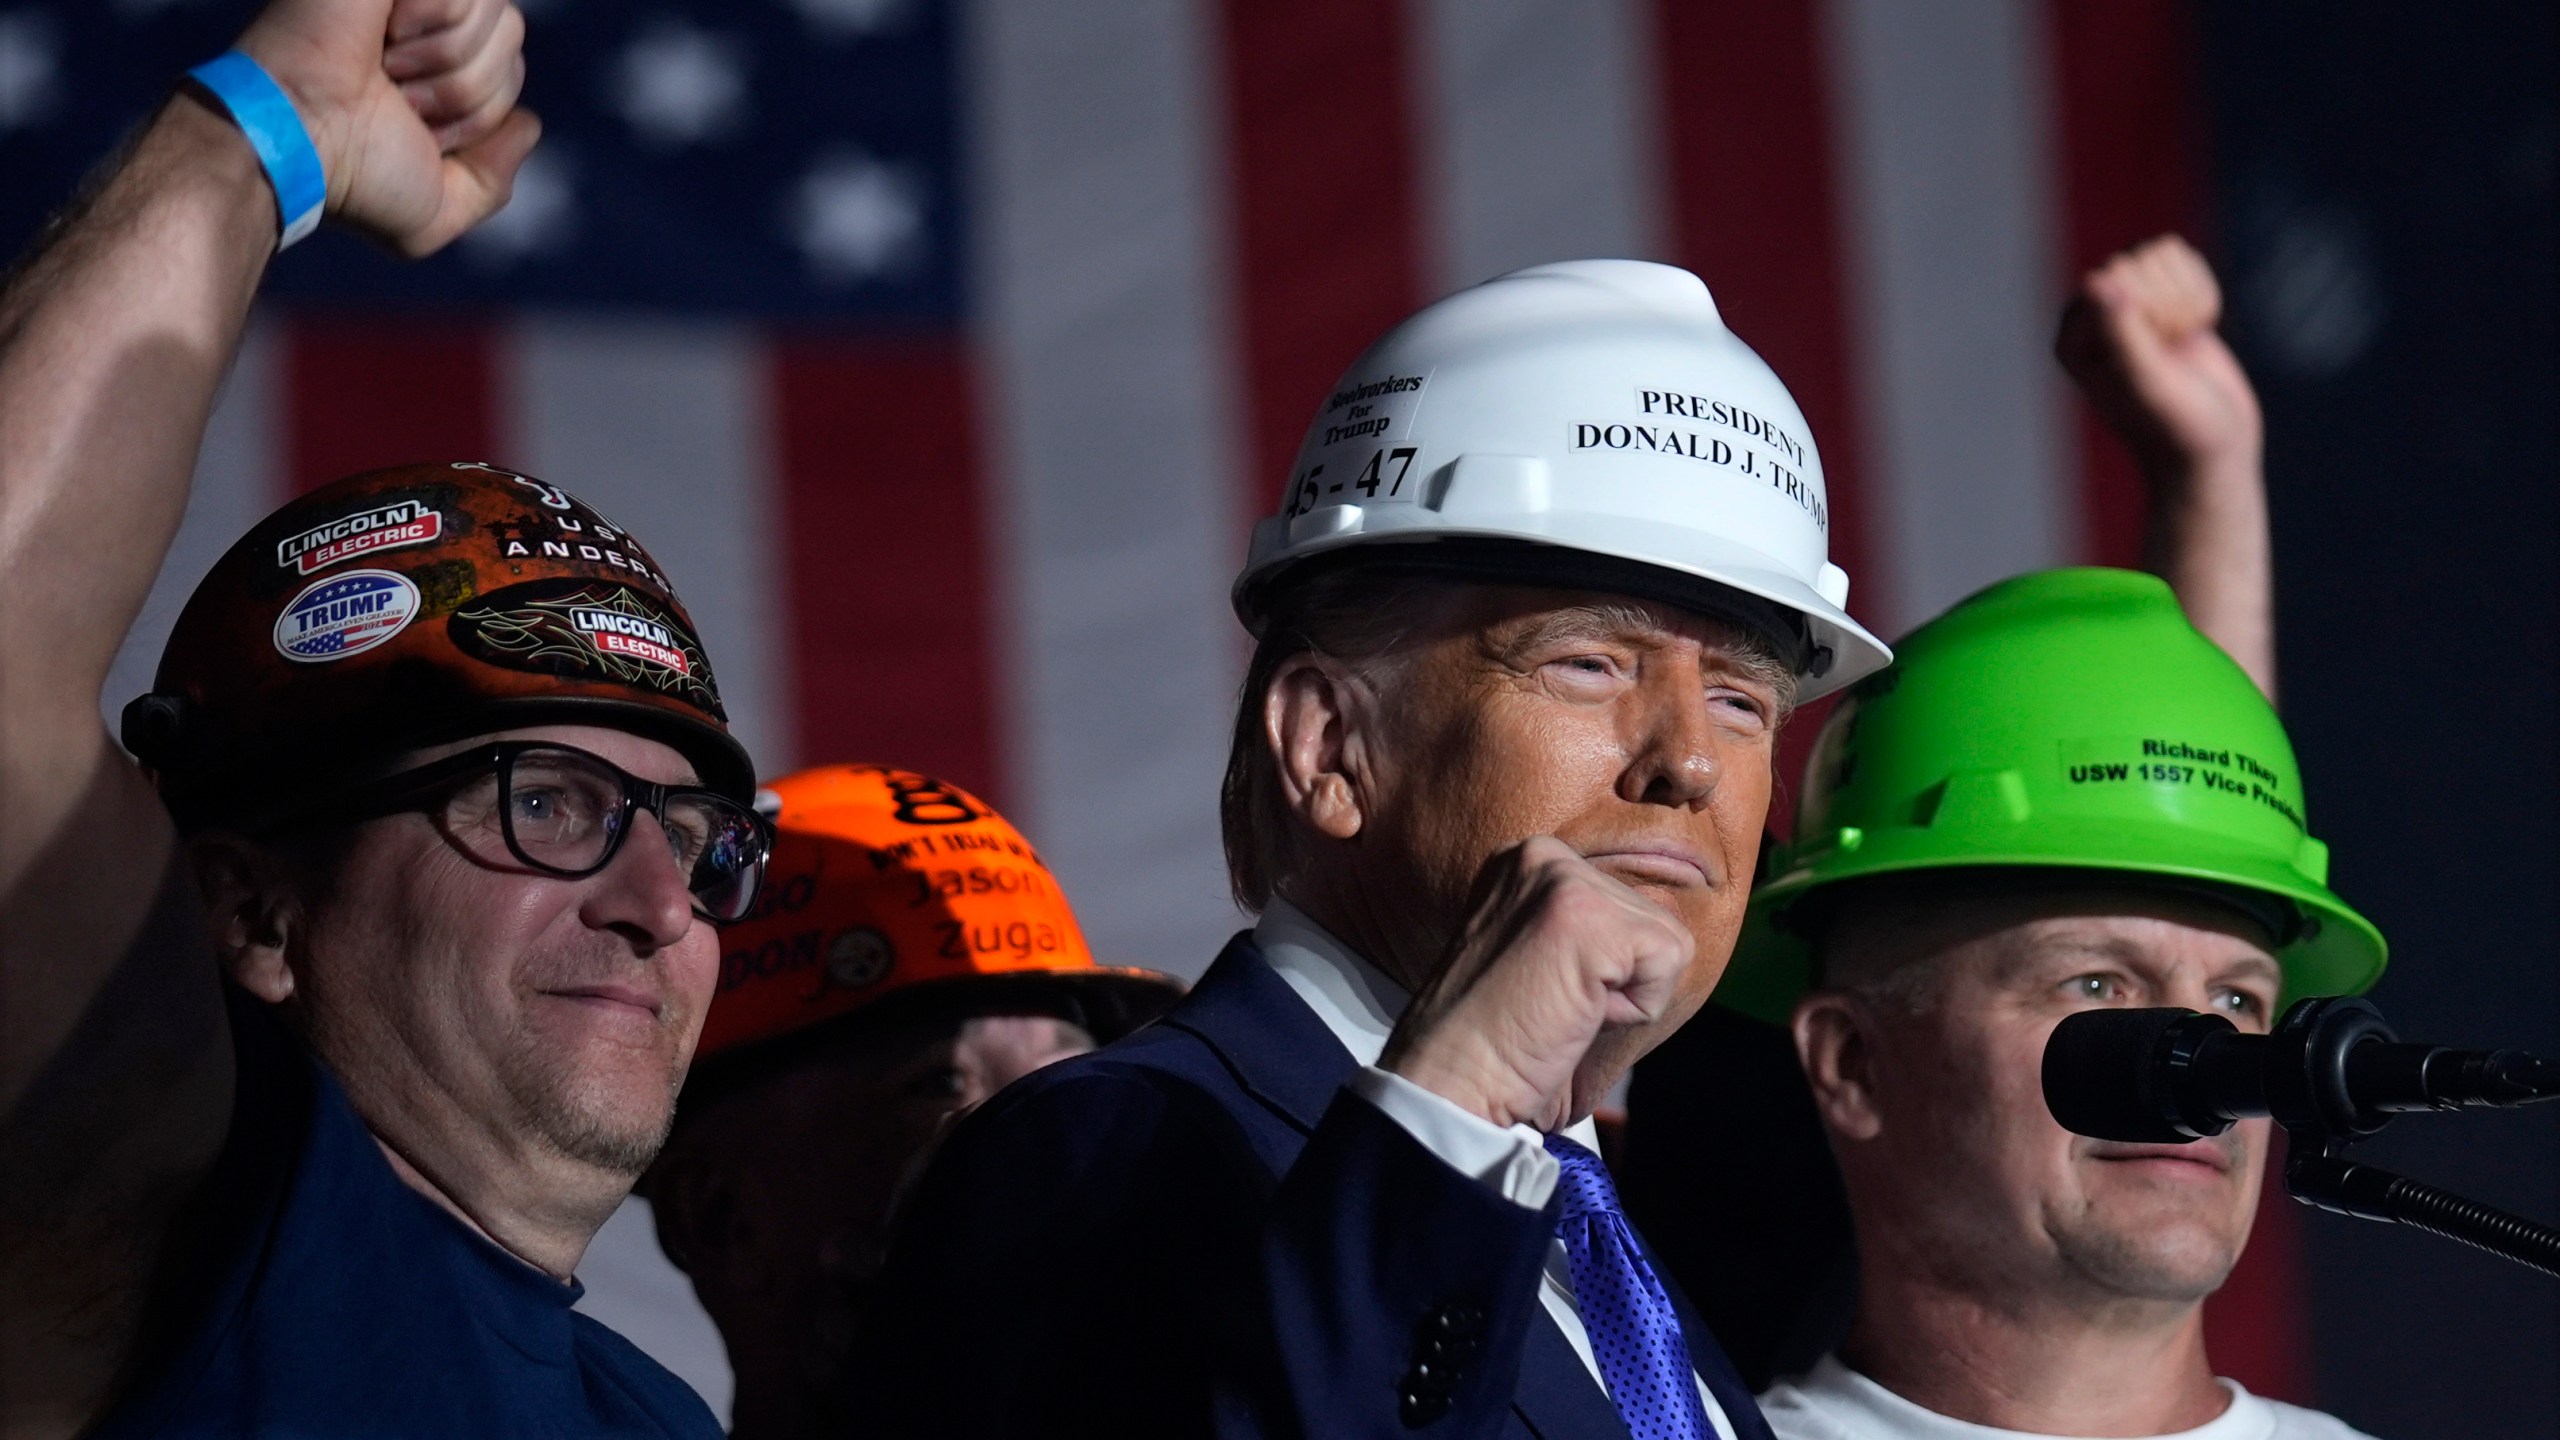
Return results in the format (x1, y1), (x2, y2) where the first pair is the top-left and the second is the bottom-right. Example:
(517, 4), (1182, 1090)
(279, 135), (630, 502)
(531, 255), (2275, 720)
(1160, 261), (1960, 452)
(1348, 1067), (1560, 1209)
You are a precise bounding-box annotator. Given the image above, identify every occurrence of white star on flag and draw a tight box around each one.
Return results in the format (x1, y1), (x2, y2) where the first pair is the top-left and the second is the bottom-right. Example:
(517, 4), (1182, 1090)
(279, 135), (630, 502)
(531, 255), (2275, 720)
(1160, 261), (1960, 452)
(789, 0), (912, 39)
(790, 151), (923, 282)
(609, 22), (747, 146)
(464, 149), (578, 267)
(0, 12), (62, 131)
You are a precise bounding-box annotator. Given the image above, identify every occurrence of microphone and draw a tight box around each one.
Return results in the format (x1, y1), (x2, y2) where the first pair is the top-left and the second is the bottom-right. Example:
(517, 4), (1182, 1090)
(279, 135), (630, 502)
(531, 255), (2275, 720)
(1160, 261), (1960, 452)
(2043, 998), (2560, 1145)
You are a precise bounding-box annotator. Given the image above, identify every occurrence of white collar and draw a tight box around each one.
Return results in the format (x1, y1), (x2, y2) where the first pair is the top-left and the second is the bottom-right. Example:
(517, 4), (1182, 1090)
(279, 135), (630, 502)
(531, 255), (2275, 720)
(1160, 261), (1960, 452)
(1252, 897), (1406, 1067)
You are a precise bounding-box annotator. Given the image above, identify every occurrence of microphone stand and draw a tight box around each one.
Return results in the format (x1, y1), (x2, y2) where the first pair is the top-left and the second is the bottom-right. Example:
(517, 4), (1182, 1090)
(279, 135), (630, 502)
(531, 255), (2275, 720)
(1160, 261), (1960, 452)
(2285, 1145), (2560, 1279)
(2269, 998), (2560, 1280)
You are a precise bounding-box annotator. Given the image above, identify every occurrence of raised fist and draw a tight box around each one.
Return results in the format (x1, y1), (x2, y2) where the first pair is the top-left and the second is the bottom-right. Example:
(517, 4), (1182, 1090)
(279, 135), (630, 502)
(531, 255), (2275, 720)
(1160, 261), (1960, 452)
(2055, 234), (2262, 482)
(231, 0), (537, 256)
(1380, 836), (1697, 1133)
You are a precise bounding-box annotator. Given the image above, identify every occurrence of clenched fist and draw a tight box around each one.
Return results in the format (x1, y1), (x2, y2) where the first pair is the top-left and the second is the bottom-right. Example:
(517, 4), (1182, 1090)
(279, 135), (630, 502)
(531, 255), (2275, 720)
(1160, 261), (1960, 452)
(231, 0), (537, 256)
(1380, 836), (1696, 1133)
(2054, 233), (2276, 697)
(2054, 234), (2261, 482)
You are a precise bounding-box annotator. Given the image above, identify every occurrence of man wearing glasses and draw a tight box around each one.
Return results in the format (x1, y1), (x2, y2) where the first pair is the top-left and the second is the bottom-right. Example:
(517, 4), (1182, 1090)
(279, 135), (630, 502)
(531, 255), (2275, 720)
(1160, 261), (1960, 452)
(0, 2), (766, 1435)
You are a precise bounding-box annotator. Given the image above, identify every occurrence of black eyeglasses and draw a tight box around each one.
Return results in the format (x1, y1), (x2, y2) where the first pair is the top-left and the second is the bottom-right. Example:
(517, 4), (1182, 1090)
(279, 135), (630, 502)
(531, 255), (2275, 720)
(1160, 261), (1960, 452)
(331, 741), (773, 923)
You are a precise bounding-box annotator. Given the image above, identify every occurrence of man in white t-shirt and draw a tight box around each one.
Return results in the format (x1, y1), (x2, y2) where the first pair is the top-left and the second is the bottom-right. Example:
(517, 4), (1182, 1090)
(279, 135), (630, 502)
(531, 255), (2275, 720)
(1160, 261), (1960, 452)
(1742, 579), (2391, 1440)
(1724, 244), (2389, 1440)
(1760, 1354), (2371, 1440)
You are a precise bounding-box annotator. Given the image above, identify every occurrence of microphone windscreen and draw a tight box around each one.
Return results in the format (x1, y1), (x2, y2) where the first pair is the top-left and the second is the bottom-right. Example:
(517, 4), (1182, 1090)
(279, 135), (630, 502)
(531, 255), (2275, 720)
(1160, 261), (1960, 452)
(2043, 1009), (2197, 1143)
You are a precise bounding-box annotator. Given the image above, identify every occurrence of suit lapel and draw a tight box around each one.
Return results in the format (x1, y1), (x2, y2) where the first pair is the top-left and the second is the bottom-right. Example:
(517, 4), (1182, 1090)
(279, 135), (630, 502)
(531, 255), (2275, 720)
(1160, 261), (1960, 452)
(1507, 1250), (1774, 1440)
(1508, 1310), (1631, 1440)
(1159, 935), (1360, 1134)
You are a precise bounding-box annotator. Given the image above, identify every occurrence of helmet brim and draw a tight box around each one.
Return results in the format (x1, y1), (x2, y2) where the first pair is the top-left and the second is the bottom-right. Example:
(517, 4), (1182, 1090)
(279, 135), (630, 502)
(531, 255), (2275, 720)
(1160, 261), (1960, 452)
(1236, 529), (1889, 701)
(1718, 834), (2389, 1026)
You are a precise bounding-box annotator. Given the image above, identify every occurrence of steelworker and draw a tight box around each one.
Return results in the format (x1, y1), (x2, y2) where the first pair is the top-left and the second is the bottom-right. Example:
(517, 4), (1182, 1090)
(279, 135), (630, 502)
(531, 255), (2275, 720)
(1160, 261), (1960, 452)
(0, 2), (772, 1433)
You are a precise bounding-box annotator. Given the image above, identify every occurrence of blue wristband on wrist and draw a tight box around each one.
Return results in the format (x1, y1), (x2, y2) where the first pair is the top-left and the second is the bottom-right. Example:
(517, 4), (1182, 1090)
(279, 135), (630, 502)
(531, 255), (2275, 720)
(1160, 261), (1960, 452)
(186, 51), (327, 249)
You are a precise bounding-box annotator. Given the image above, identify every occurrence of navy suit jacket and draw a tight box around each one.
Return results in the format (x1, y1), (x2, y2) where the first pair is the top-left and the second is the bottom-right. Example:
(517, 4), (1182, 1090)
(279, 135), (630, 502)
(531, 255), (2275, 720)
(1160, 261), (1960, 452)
(850, 935), (1774, 1439)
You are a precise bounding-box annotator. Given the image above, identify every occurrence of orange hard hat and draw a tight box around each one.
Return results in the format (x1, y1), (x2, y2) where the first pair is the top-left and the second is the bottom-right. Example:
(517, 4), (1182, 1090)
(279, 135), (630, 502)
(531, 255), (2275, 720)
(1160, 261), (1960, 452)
(695, 764), (1184, 1062)
(122, 462), (753, 831)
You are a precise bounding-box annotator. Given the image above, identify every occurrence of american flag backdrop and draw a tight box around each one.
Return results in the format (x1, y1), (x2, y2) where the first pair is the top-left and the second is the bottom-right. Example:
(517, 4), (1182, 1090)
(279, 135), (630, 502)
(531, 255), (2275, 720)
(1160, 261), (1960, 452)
(11, 0), (2310, 1418)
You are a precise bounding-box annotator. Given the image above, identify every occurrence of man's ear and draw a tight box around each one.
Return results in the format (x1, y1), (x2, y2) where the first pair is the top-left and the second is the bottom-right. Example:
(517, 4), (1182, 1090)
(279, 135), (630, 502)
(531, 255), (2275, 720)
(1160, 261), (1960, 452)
(1794, 992), (1885, 1142)
(186, 835), (303, 1004)
(1264, 654), (1378, 844)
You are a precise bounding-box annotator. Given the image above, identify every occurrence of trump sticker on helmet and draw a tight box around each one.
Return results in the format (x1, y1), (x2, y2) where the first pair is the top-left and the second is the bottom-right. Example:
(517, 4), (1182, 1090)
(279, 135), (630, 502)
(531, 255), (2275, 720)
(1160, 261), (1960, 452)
(449, 578), (726, 716)
(272, 570), (421, 663)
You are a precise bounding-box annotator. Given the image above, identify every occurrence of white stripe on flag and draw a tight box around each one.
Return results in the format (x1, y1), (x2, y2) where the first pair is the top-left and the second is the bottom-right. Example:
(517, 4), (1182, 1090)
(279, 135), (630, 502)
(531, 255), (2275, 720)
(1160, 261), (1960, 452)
(103, 319), (281, 735)
(1412, 0), (1665, 290)
(507, 318), (791, 775)
(1823, 0), (2072, 633)
(963, 0), (1248, 978)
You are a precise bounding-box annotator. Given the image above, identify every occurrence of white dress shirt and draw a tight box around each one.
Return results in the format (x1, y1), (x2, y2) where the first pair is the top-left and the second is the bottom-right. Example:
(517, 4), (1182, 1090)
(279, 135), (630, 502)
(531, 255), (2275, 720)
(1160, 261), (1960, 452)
(1255, 899), (1741, 1440)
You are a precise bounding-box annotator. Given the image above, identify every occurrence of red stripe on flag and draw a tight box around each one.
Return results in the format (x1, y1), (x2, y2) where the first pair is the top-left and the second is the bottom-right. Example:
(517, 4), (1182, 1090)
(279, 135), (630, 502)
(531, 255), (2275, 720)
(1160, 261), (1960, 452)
(1216, 0), (1427, 514)
(770, 337), (1003, 805)
(2205, 1131), (2318, 1404)
(2047, 0), (2209, 570)
(283, 316), (501, 496)
(1650, 0), (1873, 836)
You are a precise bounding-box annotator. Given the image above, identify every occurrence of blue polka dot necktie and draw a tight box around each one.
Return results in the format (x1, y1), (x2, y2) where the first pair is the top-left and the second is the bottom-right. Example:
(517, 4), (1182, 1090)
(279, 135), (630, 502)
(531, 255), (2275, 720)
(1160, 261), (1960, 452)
(1546, 1133), (1713, 1440)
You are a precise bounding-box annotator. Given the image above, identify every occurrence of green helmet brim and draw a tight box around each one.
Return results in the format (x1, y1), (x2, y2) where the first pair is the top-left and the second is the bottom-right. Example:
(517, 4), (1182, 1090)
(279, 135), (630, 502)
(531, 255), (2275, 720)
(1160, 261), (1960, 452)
(1722, 825), (2387, 1025)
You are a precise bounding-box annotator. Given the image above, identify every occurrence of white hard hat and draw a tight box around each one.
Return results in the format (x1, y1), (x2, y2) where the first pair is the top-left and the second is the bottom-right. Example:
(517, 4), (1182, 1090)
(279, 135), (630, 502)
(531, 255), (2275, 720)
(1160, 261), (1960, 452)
(1233, 259), (1890, 699)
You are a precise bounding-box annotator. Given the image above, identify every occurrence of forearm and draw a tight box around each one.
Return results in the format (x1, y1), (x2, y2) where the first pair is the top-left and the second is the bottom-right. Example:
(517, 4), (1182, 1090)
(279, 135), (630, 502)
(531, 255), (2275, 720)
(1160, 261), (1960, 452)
(0, 94), (274, 762)
(0, 104), (267, 1420)
(2144, 446), (2275, 700)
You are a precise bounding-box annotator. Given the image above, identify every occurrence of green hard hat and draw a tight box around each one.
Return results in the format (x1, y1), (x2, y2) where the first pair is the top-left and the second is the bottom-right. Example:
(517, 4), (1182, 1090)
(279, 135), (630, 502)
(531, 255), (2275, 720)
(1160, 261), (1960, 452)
(1720, 567), (2385, 1024)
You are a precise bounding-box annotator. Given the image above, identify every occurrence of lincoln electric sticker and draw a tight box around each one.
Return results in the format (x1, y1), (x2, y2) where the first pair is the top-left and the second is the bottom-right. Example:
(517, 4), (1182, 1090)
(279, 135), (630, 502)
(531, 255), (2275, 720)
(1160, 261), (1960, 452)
(272, 570), (421, 662)
(573, 605), (692, 674)
(276, 499), (443, 575)
(450, 578), (726, 716)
